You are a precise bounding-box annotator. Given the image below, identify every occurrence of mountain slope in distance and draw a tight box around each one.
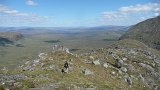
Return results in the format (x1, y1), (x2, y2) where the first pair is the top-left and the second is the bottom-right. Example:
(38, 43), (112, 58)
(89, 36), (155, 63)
(120, 16), (160, 50)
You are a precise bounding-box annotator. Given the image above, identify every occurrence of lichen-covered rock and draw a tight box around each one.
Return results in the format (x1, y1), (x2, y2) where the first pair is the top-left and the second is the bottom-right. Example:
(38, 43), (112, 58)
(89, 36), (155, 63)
(92, 60), (100, 65)
(120, 67), (127, 73)
(103, 63), (109, 68)
(124, 75), (132, 85)
(82, 68), (93, 75)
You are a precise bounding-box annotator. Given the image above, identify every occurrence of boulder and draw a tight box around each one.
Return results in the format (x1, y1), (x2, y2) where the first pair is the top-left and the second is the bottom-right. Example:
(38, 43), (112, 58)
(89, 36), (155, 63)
(82, 69), (93, 75)
(120, 67), (127, 73)
(92, 60), (100, 65)
(89, 56), (94, 60)
(124, 75), (132, 85)
(122, 58), (127, 61)
(115, 59), (123, 68)
(111, 71), (116, 75)
(103, 63), (109, 68)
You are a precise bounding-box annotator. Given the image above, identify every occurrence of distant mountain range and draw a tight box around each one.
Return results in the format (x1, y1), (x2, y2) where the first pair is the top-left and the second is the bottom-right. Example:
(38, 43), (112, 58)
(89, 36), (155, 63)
(120, 16), (160, 50)
(0, 26), (128, 35)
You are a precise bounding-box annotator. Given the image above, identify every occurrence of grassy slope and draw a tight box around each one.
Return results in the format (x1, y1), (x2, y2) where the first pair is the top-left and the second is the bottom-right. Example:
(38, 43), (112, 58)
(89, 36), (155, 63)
(7, 39), (159, 89)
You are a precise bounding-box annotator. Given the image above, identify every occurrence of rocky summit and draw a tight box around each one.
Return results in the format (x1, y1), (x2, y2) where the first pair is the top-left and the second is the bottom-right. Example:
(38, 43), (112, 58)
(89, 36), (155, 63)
(0, 39), (160, 90)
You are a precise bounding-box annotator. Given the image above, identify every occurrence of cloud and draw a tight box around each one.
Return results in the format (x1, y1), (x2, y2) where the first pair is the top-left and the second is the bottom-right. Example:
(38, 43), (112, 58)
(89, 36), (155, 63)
(26, 0), (38, 6)
(101, 3), (160, 25)
(119, 3), (160, 13)
(0, 4), (49, 26)
(102, 12), (127, 19)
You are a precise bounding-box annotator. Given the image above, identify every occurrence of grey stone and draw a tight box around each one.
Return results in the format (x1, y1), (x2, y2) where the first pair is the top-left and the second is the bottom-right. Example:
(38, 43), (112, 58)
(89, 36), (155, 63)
(103, 63), (109, 68)
(139, 63), (154, 72)
(122, 58), (127, 61)
(111, 71), (116, 75)
(127, 64), (135, 71)
(120, 67), (127, 73)
(92, 60), (100, 65)
(49, 65), (55, 69)
(14, 82), (22, 87)
(82, 69), (93, 75)
(138, 74), (145, 84)
(89, 56), (94, 60)
(139, 63), (146, 67)
(115, 59), (123, 68)
(124, 75), (132, 85)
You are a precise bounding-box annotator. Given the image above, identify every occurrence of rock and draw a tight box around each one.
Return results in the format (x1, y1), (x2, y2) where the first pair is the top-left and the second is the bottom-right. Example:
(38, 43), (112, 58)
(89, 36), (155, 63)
(14, 82), (22, 87)
(130, 49), (137, 55)
(127, 64), (135, 72)
(122, 58), (127, 61)
(115, 59), (123, 68)
(108, 51), (113, 54)
(146, 65), (154, 72)
(103, 63), (109, 68)
(65, 48), (70, 53)
(124, 75), (132, 85)
(1, 67), (8, 74)
(38, 53), (47, 60)
(25, 61), (30, 65)
(5, 80), (16, 86)
(53, 45), (70, 53)
(63, 68), (69, 73)
(49, 65), (55, 70)
(82, 68), (93, 75)
(138, 74), (145, 84)
(41, 63), (45, 67)
(23, 66), (34, 71)
(89, 56), (94, 60)
(120, 67), (127, 73)
(111, 71), (116, 75)
(138, 63), (154, 72)
(139, 63), (146, 67)
(118, 70), (122, 75)
(92, 60), (100, 65)
(154, 85), (160, 90)
(127, 77), (132, 85)
(48, 57), (53, 60)
(33, 59), (40, 64)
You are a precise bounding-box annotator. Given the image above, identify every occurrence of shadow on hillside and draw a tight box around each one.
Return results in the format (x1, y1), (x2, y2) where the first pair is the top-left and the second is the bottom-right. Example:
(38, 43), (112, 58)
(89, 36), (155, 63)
(0, 37), (14, 46)
(44, 40), (61, 43)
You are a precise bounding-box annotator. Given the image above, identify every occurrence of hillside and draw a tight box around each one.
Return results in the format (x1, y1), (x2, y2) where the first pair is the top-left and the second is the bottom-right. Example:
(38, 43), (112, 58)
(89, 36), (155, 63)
(0, 39), (160, 90)
(120, 16), (160, 50)
(0, 32), (23, 46)
(0, 27), (126, 68)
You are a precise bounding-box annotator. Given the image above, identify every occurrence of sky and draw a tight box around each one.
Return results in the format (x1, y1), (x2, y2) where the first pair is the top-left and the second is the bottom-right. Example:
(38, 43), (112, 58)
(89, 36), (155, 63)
(0, 0), (159, 27)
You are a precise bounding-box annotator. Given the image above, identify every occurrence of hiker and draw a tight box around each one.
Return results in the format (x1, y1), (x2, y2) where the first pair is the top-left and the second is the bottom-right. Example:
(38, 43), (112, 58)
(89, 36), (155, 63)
(62, 61), (69, 73)
(64, 61), (69, 69)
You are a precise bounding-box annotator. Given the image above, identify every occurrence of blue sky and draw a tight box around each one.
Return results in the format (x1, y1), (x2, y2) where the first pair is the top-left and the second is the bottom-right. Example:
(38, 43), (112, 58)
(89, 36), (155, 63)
(0, 0), (159, 27)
